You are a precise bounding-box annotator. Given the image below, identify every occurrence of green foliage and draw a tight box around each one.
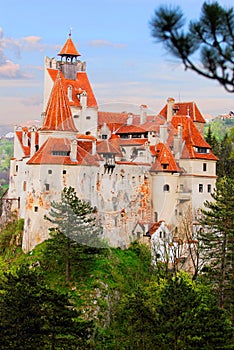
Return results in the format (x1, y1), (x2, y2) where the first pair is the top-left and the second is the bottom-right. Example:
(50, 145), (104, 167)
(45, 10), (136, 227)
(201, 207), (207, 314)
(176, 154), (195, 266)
(0, 138), (13, 172)
(0, 222), (233, 349)
(0, 218), (23, 257)
(109, 273), (233, 350)
(199, 177), (234, 315)
(44, 186), (104, 281)
(45, 186), (103, 247)
(0, 265), (92, 349)
(205, 123), (234, 179)
(150, 1), (234, 92)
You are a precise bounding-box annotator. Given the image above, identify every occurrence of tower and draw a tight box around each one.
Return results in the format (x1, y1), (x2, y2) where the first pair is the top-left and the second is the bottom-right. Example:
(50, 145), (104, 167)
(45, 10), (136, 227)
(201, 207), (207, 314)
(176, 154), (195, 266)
(43, 34), (98, 136)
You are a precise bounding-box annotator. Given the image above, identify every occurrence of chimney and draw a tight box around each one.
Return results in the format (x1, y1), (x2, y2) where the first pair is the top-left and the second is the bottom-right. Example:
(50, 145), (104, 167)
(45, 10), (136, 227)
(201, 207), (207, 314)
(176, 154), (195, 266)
(70, 139), (78, 161)
(92, 139), (96, 155)
(80, 90), (87, 109)
(173, 124), (183, 160)
(22, 130), (28, 147)
(30, 127), (36, 158)
(127, 113), (133, 125)
(140, 104), (147, 124)
(167, 97), (175, 122)
(159, 124), (168, 143)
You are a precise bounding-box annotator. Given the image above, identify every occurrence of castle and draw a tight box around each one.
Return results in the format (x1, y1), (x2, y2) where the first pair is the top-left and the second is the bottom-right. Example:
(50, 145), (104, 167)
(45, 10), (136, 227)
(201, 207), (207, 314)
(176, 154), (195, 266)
(3, 35), (218, 252)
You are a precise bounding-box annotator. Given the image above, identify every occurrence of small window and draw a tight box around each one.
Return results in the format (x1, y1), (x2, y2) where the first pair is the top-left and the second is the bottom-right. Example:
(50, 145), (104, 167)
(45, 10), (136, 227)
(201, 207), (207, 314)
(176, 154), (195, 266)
(45, 183), (50, 191)
(86, 116), (91, 120)
(23, 181), (26, 191)
(203, 163), (207, 172)
(163, 184), (170, 192)
(199, 184), (203, 193)
(15, 165), (18, 172)
(207, 184), (211, 193)
(154, 212), (158, 222)
(34, 206), (38, 212)
(102, 135), (108, 139)
(63, 170), (67, 175)
(162, 164), (168, 170)
(48, 169), (52, 174)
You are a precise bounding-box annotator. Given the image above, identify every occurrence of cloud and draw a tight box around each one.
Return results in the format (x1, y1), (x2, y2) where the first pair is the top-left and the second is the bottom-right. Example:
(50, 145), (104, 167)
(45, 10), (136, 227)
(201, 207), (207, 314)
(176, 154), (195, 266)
(88, 39), (126, 49)
(0, 28), (46, 79)
(0, 60), (31, 79)
(21, 36), (47, 52)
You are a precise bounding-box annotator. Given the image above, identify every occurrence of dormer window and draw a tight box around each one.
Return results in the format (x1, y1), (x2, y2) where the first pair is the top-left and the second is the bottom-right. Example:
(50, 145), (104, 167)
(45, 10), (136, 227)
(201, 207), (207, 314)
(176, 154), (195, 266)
(51, 150), (70, 156)
(194, 147), (209, 154)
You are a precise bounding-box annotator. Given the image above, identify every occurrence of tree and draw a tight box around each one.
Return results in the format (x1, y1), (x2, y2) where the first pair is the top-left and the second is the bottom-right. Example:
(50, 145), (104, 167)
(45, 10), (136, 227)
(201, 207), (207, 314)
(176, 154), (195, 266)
(45, 186), (104, 281)
(218, 132), (234, 178)
(0, 265), (92, 349)
(198, 177), (234, 317)
(111, 273), (233, 349)
(155, 274), (233, 349)
(150, 1), (234, 92)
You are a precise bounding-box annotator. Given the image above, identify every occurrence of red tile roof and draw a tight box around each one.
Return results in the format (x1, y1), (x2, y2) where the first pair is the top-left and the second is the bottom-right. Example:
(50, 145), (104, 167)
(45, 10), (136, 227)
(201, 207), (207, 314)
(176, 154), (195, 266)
(159, 101), (206, 123)
(58, 37), (81, 57)
(27, 137), (99, 166)
(47, 69), (98, 109)
(98, 111), (128, 132)
(150, 143), (181, 172)
(41, 72), (78, 132)
(119, 138), (148, 146)
(117, 124), (147, 134)
(15, 129), (39, 157)
(96, 138), (122, 156)
(168, 115), (218, 160)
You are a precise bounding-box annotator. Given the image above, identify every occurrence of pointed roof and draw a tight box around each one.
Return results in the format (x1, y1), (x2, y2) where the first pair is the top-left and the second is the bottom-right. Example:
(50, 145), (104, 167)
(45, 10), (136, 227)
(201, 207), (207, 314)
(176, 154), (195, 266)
(167, 115), (218, 160)
(159, 100), (206, 123)
(58, 35), (81, 57)
(150, 143), (181, 172)
(41, 72), (78, 132)
(47, 69), (98, 108)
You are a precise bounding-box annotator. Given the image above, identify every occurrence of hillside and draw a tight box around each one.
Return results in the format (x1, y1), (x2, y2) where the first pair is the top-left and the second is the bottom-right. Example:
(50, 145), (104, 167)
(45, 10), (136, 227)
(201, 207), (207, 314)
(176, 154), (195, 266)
(205, 117), (234, 141)
(0, 219), (233, 349)
(0, 138), (13, 191)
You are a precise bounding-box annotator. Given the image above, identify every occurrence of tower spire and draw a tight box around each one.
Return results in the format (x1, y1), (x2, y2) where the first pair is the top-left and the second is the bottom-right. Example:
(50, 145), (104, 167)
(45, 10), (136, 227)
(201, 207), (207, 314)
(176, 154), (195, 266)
(41, 71), (78, 132)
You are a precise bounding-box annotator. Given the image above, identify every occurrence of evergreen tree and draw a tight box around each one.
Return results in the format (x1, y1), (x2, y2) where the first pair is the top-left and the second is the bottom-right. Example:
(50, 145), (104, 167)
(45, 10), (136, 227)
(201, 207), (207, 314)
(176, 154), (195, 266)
(198, 177), (234, 317)
(111, 273), (233, 349)
(0, 265), (92, 349)
(150, 1), (234, 92)
(45, 186), (104, 281)
(155, 275), (233, 349)
(218, 132), (234, 178)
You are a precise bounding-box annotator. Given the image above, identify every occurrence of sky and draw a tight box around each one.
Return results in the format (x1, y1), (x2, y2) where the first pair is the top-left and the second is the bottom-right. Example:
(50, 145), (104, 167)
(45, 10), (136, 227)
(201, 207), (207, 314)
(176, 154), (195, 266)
(0, 0), (233, 126)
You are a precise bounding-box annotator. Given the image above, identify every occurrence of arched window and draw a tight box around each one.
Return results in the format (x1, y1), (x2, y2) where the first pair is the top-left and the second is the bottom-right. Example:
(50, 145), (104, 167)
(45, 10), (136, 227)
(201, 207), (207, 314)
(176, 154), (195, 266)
(163, 184), (170, 192)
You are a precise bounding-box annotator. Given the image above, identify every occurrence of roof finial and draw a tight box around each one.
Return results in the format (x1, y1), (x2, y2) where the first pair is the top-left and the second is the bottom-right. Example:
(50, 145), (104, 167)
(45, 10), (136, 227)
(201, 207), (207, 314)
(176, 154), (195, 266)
(69, 26), (72, 37)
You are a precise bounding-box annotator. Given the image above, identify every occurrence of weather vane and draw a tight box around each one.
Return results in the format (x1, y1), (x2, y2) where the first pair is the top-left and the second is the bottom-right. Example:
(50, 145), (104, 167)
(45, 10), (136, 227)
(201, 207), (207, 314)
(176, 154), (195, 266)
(69, 26), (72, 37)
